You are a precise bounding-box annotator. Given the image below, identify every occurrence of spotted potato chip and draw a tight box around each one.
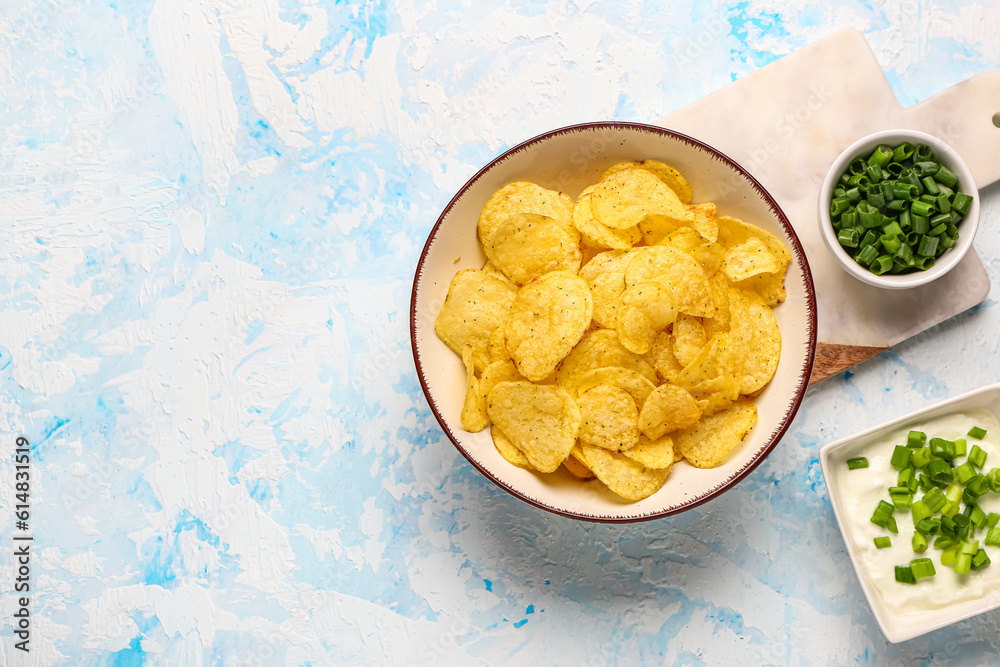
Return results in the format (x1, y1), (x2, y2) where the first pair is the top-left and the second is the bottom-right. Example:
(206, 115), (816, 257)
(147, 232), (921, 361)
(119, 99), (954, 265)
(616, 281), (679, 354)
(479, 360), (523, 406)
(689, 241), (726, 276)
(505, 271), (593, 382)
(676, 398), (758, 468)
(563, 453), (596, 480)
(638, 212), (690, 246)
(435, 269), (517, 372)
(488, 212), (583, 285)
(491, 425), (533, 469)
(572, 367), (657, 410)
(622, 434), (675, 470)
(555, 329), (657, 388)
(575, 444), (671, 501)
(726, 288), (781, 395)
(577, 384), (640, 451)
(731, 271), (788, 306)
(591, 169), (693, 230)
(460, 345), (489, 432)
(486, 381), (581, 473)
(722, 237), (781, 283)
(644, 330), (683, 384)
(657, 227), (704, 252)
(600, 160), (693, 205)
(478, 181), (577, 250)
(573, 190), (642, 250)
(579, 249), (639, 329)
(625, 246), (714, 318)
(687, 373), (741, 417)
(638, 383), (702, 440)
(488, 326), (510, 363)
(687, 202), (717, 239)
(675, 333), (731, 390)
(672, 314), (707, 367)
(717, 215), (791, 267)
(702, 273), (732, 338)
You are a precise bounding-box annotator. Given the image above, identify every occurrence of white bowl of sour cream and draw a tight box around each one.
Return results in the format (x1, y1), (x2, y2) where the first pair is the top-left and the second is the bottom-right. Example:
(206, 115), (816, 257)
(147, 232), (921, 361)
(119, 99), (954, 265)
(820, 384), (1000, 643)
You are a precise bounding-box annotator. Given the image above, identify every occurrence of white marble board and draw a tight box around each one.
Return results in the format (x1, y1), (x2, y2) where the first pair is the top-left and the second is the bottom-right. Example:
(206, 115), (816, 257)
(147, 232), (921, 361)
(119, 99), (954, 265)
(656, 28), (1000, 383)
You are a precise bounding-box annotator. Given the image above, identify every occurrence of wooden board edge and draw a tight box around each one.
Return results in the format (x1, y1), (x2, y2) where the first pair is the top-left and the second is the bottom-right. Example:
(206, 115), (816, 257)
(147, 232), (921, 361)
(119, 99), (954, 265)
(809, 342), (888, 386)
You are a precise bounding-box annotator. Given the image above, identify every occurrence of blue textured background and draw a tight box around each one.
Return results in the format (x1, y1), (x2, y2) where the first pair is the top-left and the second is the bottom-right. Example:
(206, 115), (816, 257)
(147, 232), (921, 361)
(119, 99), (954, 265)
(1, 1), (999, 664)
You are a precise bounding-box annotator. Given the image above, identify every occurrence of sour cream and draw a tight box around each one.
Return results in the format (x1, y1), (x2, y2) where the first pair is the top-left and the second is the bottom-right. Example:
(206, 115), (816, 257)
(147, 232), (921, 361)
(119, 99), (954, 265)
(838, 409), (1000, 615)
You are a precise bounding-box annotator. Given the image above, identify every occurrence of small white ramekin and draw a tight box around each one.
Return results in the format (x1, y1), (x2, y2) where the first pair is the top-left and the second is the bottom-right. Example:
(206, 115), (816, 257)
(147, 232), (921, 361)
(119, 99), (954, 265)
(818, 129), (980, 289)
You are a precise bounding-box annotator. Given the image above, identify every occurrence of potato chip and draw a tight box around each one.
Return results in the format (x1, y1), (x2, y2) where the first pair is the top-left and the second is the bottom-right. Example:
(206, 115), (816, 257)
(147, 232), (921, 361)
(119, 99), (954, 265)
(573, 190), (642, 250)
(572, 367), (657, 410)
(689, 241), (725, 276)
(478, 181), (577, 250)
(722, 237), (781, 283)
(492, 425), (533, 469)
(686, 202), (716, 239)
(676, 398), (758, 468)
(577, 384), (640, 451)
(481, 260), (515, 287)
(637, 212), (690, 246)
(486, 381), (581, 473)
(479, 360), (523, 406)
(554, 329), (657, 388)
(435, 269), (517, 372)
(675, 333), (731, 390)
(672, 314), (707, 367)
(591, 169), (693, 230)
(622, 434), (675, 470)
(625, 246), (714, 318)
(717, 215), (791, 267)
(657, 227), (704, 253)
(726, 288), (781, 395)
(505, 271), (593, 382)
(460, 345), (489, 432)
(702, 273), (732, 338)
(644, 330), (683, 384)
(616, 281), (678, 354)
(731, 271), (788, 306)
(563, 453), (595, 480)
(638, 383), (702, 440)
(687, 373), (741, 417)
(488, 212), (583, 285)
(488, 325), (510, 363)
(600, 160), (693, 205)
(576, 444), (671, 501)
(579, 249), (638, 329)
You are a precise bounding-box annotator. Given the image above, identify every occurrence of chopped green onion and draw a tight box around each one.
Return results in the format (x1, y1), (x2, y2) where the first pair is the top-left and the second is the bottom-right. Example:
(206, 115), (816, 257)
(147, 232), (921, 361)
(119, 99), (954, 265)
(969, 444), (987, 469)
(846, 457), (869, 470)
(874, 536), (892, 549)
(985, 527), (1000, 547)
(911, 557), (936, 579)
(871, 500), (898, 533)
(922, 486), (947, 512)
(955, 462), (976, 485)
(968, 426), (987, 439)
(926, 460), (953, 487)
(953, 192), (973, 215)
(971, 549), (991, 571)
(895, 565), (916, 584)
(911, 447), (932, 469)
(929, 438), (956, 461)
(912, 532), (928, 553)
(890, 445), (912, 469)
(987, 512), (1000, 529)
(907, 431), (927, 448)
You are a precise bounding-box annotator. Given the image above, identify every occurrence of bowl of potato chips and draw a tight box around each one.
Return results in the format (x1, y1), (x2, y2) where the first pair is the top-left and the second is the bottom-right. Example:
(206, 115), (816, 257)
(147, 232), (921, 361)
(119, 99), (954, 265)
(411, 122), (816, 522)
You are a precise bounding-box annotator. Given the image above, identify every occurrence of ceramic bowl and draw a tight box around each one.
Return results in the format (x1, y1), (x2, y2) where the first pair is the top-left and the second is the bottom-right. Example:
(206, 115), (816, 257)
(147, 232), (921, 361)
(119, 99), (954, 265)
(818, 129), (980, 289)
(819, 383), (1000, 642)
(411, 122), (817, 522)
